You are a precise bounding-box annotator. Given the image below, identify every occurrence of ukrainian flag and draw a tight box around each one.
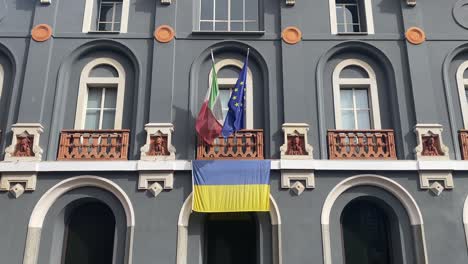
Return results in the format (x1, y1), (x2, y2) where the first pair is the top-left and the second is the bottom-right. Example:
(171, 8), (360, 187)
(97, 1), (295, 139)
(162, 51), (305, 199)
(192, 160), (271, 213)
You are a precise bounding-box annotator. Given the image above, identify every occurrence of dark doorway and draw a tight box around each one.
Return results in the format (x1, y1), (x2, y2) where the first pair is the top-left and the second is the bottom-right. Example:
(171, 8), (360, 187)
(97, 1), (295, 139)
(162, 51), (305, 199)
(341, 199), (392, 264)
(205, 213), (257, 264)
(63, 201), (116, 264)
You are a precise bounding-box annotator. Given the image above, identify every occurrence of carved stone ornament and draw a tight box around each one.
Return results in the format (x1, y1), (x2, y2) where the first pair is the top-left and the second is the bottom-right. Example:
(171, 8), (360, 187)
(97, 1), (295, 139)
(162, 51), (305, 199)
(31, 24), (52, 42)
(419, 171), (454, 196)
(140, 123), (176, 161)
(281, 170), (315, 196)
(138, 171), (174, 198)
(414, 124), (449, 161)
(0, 172), (37, 198)
(154, 25), (175, 43)
(405, 27), (426, 45)
(285, 0), (295, 6)
(5, 123), (44, 162)
(282, 26), (302, 45)
(280, 123), (313, 160)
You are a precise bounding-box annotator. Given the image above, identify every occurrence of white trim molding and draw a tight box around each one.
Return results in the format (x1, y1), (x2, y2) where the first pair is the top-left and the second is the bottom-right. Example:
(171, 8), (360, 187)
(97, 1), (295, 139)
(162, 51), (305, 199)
(463, 195), (468, 250)
(176, 193), (282, 264)
(210, 58), (254, 129)
(281, 170), (315, 196)
(0, 172), (37, 198)
(329, 0), (375, 35)
(0, 64), (4, 100)
(332, 59), (381, 129)
(23, 176), (135, 264)
(4, 123), (44, 162)
(82, 0), (130, 33)
(457, 61), (468, 128)
(321, 174), (428, 264)
(74, 58), (126, 130)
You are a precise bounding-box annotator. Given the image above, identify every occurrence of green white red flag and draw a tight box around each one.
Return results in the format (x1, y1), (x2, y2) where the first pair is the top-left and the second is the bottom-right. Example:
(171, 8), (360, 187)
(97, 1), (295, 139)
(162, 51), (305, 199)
(195, 53), (223, 144)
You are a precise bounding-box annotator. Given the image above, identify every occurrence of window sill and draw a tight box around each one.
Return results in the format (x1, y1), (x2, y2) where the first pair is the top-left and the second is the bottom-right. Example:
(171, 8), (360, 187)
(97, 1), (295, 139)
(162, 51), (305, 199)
(87, 31), (122, 34)
(191, 30), (265, 36)
(336, 32), (371, 36)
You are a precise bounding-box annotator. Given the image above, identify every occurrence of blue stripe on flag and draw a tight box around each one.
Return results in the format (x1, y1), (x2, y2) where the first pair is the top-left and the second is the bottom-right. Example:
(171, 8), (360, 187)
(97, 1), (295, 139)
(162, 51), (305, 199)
(192, 160), (271, 186)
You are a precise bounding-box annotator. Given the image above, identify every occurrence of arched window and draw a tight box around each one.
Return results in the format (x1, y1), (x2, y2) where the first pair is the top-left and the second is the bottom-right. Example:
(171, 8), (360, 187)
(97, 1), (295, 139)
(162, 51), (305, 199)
(329, 0), (374, 34)
(82, 0), (129, 33)
(205, 213), (257, 264)
(341, 199), (392, 264)
(74, 58), (126, 129)
(332, 59), (381, 129)
(210, 58), (254, 128)
(63, 201), (116, 264)
(0, 64), (3, 100)
(456, 61), (468, 128)
(198, 0), (260, 32)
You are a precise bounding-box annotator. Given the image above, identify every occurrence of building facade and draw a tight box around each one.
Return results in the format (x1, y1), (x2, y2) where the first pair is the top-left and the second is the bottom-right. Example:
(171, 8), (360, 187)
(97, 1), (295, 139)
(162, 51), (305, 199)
(0, 0), (468, 263)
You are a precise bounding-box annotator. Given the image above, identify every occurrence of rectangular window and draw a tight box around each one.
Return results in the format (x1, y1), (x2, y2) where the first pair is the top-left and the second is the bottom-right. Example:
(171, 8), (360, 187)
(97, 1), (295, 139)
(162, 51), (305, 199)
(335, 0), (367, 34)
(199, 0), (259, 32)
(85, 87), (117, 129)
(219, 86), (233, 122)
(97, 0), (122, 32)
(340, 88), (371, 129)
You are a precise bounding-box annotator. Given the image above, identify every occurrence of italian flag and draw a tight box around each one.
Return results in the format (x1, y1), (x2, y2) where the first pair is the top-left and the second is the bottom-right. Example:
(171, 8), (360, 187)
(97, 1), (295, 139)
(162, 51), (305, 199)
(196, 62), (223, 144)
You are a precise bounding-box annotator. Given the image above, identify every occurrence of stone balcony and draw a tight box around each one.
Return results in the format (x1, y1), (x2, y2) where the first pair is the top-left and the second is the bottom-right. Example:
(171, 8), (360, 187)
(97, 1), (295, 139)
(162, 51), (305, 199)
(327, 129), (397, 160)
(197, 129), (264, 160)
(57, 129), (130, 161)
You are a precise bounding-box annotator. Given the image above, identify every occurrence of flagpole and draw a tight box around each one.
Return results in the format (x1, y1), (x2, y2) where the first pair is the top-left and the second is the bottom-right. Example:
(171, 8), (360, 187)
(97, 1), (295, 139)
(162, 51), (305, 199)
(211, 49), (216, 65)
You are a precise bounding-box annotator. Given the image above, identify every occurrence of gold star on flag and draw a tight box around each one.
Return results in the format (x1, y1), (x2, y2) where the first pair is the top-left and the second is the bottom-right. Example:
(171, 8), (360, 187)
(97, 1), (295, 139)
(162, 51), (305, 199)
(234, 88), (239, 92)
(235, 102), (239, 107)
(232, 96), (237, 100)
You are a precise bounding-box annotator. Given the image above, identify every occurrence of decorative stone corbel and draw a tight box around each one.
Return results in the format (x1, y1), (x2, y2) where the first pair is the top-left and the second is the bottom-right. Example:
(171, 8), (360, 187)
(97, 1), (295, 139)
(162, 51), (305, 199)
(281, 170), (315, 196)
(161, 0), (171, 5)
(140, 123), (176, 161)
(4, 123), (44, 162)
(419, 171), (453, 196)
(40, 0), (51, 4)
(138, 171), (174, 197)
(414, 124), (449, 161)
(0, 172), (37, 198)
(280, 123), (313, 160)
(285, 0), (295, 6)
(407, 0), (416, 6)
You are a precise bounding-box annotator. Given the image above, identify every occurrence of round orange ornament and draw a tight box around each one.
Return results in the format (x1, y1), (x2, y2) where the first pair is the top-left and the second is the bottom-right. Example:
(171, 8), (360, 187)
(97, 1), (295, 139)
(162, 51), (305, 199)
(282, 26), (302, 45)
(405, 27), (426, 45)
(31, 24), (52, 42)
(154, 25), (175, 43)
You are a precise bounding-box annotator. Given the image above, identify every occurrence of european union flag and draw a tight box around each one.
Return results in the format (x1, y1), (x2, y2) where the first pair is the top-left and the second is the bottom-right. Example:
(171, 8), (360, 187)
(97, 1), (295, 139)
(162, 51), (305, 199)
(222, 51), (249, 137)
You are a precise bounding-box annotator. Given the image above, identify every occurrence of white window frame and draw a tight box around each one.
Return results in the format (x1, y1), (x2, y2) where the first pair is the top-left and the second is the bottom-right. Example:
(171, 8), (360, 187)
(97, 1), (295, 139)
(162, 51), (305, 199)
(457, 61), (468, 128)
(209, 58), (254, 129)
(198, 0), (259, 32)
(0, 64), (3, 100)
(75, 58), (126, 130)
(82, 0), (129, 33)
(332, 59), (381, 129)
(329, 0), (375, 35)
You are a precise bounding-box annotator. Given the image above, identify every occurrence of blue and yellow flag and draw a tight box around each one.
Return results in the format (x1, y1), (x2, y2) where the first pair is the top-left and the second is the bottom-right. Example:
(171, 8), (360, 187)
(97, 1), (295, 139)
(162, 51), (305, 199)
(192, 160), (271, 213)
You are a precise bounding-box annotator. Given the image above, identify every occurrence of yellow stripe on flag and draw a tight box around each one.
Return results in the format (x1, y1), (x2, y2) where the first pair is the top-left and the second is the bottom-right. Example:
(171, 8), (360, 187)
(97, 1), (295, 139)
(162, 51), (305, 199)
(193, 184), (270, 213)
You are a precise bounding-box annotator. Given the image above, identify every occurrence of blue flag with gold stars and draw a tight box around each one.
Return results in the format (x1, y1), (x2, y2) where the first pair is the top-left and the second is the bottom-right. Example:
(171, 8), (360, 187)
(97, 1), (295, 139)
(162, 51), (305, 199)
(222, 51), (249, 137)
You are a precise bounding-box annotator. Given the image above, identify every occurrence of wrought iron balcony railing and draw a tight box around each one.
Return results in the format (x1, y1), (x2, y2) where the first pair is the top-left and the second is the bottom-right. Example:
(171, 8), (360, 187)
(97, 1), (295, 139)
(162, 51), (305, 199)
(327, 129), (397, 160)
(57, 130), (130, 161)
(197, 129), (264, 160)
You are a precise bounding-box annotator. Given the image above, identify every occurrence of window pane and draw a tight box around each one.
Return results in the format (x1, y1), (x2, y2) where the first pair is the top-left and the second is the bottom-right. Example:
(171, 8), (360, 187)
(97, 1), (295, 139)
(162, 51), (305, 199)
(220, 88), (232, 121)
(99, 3), (114, 23)
(357, 110), (371, 129)
(465, 88), (468, 103)
(245, 22), (258, 31)
(337, 24), (346, 33)
(336, 6), (344, 24)
(231, 22), (243, 31)
(231, 0), (244, 20)
(245, 0), (258, 22)
(354, 89), (369, 108)
(340, 89), (353, 108)
(114, 3), (122, 22)
(200, 21), (213, 31)
(87, 88), (102, 109)
(341, 110), (355, 129)
(344, 5), (358, 24)
(215, 22), (228, 31)
(215, 0), (229, 20)
(104, 88), (117, 108)
(98, 22), (113, 31)
(200, 0), (214, 20)
(352, 24), (361, 32)
(85, 110), (100, 129)
(102, 110), (116, 129)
